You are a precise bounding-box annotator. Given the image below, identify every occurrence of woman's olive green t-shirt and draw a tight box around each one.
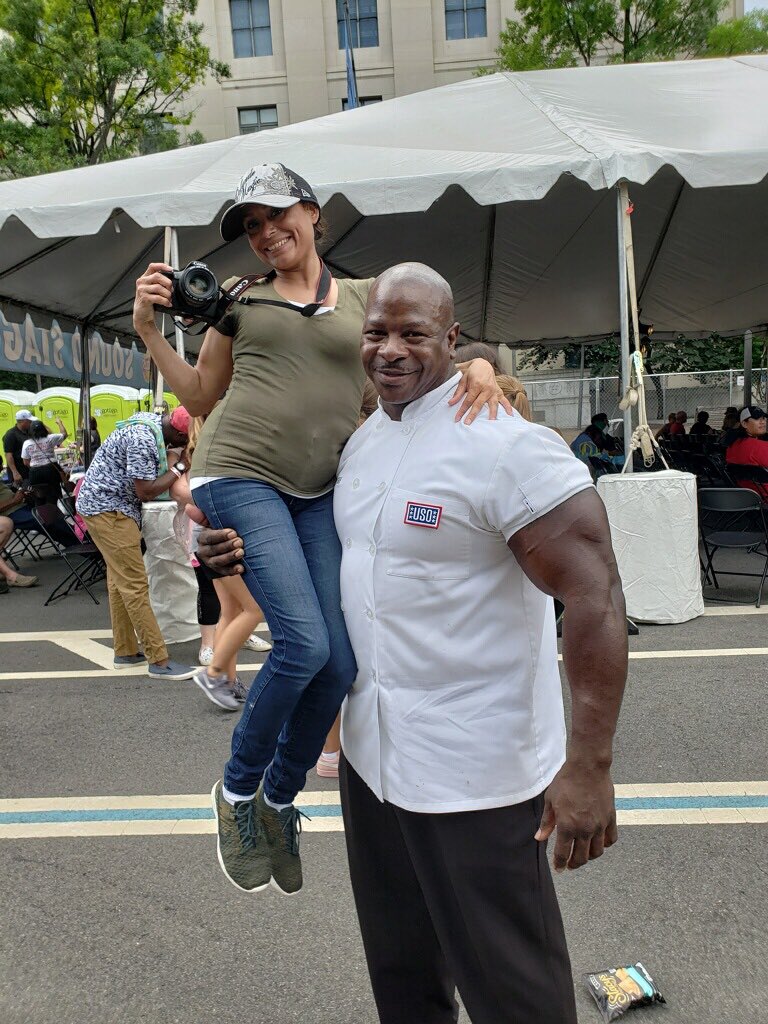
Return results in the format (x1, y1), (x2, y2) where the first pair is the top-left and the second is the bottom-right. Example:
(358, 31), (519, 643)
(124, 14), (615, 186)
(191, 276), (374, 497)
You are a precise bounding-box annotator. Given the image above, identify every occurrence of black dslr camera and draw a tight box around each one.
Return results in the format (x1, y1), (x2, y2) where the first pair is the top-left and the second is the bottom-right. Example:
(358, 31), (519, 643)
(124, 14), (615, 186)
(157, 262), (228, 328)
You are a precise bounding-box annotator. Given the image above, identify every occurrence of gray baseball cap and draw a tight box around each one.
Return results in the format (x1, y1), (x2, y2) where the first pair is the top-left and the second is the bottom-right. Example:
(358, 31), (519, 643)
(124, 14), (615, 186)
(220, 163), (319, 243)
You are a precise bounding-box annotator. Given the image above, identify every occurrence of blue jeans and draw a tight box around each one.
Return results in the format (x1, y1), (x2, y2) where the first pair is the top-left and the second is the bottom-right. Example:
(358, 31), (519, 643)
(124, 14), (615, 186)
(194, 479), (357, 803)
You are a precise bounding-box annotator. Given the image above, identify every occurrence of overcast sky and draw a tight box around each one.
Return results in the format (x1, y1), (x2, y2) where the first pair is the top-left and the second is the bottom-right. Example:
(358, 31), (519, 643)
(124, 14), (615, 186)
(744, 0), (763, 11)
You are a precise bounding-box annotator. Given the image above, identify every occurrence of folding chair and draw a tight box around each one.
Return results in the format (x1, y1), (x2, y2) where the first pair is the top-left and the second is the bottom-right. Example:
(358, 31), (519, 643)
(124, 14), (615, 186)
(724, 464), (768, 503)
(698, 488), (768, 608)
(31, 504), (106, 606)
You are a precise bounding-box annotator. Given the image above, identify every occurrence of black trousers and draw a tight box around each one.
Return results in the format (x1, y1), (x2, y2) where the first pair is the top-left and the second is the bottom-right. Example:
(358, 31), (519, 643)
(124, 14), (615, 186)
(340, 758), (577, 1024)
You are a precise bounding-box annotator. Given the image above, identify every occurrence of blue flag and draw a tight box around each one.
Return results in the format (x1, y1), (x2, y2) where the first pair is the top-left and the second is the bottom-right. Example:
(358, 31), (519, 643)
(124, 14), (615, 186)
(344, 2), (359, 109)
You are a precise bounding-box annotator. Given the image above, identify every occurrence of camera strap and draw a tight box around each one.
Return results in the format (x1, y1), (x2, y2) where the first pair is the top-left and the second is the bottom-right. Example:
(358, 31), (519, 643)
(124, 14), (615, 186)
(222, 260), (333, 318)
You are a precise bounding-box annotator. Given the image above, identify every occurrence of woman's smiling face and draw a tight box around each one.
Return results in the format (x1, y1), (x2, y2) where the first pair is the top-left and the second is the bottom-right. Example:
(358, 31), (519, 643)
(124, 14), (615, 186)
(242, 202), (319, 269)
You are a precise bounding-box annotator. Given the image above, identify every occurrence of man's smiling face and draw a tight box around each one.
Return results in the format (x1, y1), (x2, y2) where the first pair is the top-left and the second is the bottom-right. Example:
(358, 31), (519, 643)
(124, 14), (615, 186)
(360, 266), (460, 418)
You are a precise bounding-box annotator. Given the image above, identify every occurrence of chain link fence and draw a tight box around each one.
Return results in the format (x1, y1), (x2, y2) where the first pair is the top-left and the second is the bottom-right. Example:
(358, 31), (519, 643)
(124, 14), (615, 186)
(519, 369), (768, 434)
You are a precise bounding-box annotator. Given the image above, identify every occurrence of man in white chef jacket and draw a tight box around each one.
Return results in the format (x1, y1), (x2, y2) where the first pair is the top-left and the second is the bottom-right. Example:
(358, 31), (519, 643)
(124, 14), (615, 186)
(332, 264), (628, 1024)
(195, 264), (629, 1024)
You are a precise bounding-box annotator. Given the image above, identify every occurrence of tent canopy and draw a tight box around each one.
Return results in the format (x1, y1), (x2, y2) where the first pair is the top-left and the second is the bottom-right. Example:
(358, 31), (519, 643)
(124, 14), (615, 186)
(0, 56), (766, 347)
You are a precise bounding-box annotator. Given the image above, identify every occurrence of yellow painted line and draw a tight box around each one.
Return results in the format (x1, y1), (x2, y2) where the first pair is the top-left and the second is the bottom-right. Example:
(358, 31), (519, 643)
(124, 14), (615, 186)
(51, 636), (117, 670)
(614, 782), (768, 798)
(0, 791), (340, 813)
(554, 647), (768, 663)
(702, 605), (768, 616)
(0, 661), (265, 681)
(0, 629), (115, 642)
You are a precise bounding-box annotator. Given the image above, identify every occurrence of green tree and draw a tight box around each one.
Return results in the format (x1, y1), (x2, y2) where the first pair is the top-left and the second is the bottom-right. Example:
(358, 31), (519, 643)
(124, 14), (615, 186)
(521, 333), (758, 377)
(480, 0), (728, 74)
(0, 0), (229, 178)
(706, 9), (768, 56)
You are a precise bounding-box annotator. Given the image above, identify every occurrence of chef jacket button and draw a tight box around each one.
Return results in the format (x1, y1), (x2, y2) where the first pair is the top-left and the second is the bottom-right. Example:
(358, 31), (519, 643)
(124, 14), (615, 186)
(378, 482), (386, 492)
(402, 426), (412, 435)
(366, 608), (374, 620)
(353, 478), (360, 489)
(368, 544), (376, 555)
(345, 538), (352, 548)
(376, 422), (383, 430)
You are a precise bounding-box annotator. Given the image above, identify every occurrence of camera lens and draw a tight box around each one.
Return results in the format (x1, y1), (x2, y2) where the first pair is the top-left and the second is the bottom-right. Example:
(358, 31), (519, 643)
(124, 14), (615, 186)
(178, 264), (218, 308)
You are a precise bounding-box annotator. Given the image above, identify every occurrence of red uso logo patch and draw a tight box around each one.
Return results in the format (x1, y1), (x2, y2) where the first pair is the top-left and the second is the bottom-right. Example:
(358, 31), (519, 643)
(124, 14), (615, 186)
(404, 501), (443, 529)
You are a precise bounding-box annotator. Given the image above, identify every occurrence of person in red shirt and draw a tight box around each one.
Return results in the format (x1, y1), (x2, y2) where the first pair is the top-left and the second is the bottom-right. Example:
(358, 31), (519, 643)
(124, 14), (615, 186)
(725, 406), (768, 500)
(669, 410), (688, 437)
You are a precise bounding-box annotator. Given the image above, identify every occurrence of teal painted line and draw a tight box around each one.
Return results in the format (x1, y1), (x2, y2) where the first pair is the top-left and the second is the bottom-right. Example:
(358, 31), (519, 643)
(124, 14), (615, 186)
(615, 796), (768, 811)
(0, 804), (340, 825)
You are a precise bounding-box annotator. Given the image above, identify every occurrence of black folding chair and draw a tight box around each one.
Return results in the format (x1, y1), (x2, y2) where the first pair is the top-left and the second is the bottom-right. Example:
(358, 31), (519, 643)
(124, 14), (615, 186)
(724, 464), (768, 503)
(31, 504), (106, 606)
(698, 488), (768, 608)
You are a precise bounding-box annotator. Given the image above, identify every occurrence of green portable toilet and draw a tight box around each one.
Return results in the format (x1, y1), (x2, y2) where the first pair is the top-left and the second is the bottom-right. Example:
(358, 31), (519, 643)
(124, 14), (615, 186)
(138, 389), (179, 414)
(0, 389), (36, 440)
(34, 386), (80, 439)
(90, 385), (140, 440)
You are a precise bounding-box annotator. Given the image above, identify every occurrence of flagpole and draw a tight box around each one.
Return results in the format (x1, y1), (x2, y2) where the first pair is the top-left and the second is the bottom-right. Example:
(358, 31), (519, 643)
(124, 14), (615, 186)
(344, 0), (360, 109)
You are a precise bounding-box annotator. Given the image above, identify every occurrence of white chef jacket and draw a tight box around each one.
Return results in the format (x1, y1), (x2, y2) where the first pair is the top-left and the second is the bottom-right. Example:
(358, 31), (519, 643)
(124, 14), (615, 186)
(334, 373), (594, 813)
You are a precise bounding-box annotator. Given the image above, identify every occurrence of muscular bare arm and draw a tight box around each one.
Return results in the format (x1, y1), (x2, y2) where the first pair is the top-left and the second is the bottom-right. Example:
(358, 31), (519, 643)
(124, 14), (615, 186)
(508, 488), (627, 872)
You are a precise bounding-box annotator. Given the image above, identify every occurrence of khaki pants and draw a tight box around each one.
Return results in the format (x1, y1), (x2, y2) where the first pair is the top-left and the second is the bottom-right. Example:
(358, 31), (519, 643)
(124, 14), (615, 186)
(83, 511), (167, 665)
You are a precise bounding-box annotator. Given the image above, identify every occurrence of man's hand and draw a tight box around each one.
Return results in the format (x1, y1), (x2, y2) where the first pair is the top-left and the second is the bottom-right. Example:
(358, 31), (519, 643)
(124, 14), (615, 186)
(11, 471), (21, 485)
(186, 504), (245, 576)
(449, 358), (513, 424)
(535, 761), (618, 872)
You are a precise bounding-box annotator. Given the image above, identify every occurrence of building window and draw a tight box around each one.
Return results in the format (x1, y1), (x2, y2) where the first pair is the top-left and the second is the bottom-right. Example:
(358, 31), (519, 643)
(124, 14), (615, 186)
(337, 0), (379, 49)
(342, 95), (382, 110)
(238, 106), (278, 134)
(445, 0), (486, 40)
(230, 0), (273, 58)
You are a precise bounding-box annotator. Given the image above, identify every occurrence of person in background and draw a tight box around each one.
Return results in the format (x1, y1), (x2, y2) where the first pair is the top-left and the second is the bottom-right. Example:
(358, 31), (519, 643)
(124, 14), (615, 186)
(725, 406), (768, 501)
(689, 411), (716, 438)
(0, 483), (38, 590)
(496, 374), (532, 421)
(0, 455), (78, 549)
(720, 406), (741, 448)
(655, 412), (676, 441)
(3, 410), (34, 485)
(570, 423), (608, 465)
(76, 408), (195, 680)
(454, 340), (500, 370)
(89, 417), (102, 453)
(669, 410), (687, 437)
(22, 417), (69, 505)
(591, 413), (623, 458)
(639, 321), (663, 419)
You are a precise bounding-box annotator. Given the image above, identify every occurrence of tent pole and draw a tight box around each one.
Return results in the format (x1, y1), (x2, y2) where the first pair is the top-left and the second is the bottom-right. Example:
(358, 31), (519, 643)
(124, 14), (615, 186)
(744, 329), (752, 406)
(168, 227), (185, 360)
(577, 342), (586, 430)
(80, 322), (92, 469)
(616, 185), (633, 470)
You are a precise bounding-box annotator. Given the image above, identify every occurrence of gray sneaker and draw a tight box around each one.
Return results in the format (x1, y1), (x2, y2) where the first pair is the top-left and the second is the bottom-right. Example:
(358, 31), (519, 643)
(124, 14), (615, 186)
(114, 652), (146, 668)
(256, 781), (307, 896)
(147, 660), (195, 681)
(211, 781), (271, 893)
(192, 668), (241, 711)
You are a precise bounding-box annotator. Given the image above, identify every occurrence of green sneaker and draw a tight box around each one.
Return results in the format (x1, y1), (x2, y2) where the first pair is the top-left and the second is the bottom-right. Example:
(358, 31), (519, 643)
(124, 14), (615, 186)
(256, 782), (307, 896)
(210, 781), (272, 893)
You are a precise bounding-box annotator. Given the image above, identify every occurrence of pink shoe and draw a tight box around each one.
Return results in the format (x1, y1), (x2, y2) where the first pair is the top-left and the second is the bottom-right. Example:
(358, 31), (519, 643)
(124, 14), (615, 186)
(316, 751), (340, 778)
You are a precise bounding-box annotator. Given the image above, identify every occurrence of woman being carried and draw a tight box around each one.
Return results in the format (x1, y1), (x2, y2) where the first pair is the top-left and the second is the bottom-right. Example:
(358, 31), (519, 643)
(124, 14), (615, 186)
(133, 162), (506, 897)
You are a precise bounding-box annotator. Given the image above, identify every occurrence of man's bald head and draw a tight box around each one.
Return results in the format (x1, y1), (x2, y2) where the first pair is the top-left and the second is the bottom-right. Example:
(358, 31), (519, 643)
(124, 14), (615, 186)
(361, 263), (461, 421)
(369, 263), (455, 329)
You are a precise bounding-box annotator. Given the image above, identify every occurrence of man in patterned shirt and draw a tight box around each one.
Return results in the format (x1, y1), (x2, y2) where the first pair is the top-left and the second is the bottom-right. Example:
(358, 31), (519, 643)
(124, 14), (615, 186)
(77, 408), (195, 679)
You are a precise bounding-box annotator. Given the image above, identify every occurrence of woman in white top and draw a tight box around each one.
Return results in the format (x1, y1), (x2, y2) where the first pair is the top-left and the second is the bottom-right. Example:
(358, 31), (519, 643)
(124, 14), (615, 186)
(22, 417), (68, 505)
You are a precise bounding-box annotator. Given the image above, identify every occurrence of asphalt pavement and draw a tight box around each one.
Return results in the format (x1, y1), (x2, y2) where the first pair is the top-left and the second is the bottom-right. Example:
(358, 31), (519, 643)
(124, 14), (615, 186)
(1, 554), (766, 1024)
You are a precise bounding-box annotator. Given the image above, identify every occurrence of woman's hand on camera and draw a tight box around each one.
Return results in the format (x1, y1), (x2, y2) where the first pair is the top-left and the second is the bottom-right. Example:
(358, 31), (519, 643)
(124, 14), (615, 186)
(134, 263), (173, 335)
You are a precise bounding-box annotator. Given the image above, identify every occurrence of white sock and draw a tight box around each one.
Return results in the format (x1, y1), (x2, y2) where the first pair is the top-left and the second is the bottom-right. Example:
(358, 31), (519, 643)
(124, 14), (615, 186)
(263, 792), (292, 812)
(319, 750), (340, 761)
(222, 785), (257, 806)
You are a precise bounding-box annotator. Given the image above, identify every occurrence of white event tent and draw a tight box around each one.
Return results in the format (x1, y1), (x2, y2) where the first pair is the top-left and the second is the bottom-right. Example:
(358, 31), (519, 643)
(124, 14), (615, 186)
(0, 56), (766, 352)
